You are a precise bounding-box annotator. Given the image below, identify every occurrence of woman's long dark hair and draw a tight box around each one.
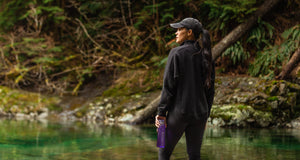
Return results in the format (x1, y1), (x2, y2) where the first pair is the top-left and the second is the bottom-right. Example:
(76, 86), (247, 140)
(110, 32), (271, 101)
(195, 28), (212, 88)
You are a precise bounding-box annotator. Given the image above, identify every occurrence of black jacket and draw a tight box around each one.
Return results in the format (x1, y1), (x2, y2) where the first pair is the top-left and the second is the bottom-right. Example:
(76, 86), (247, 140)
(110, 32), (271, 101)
(157, 40), (215, 119)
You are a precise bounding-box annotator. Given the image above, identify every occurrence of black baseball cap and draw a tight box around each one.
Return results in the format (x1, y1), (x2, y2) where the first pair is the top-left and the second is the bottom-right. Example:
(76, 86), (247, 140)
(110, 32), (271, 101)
(170, 18), (202, 37)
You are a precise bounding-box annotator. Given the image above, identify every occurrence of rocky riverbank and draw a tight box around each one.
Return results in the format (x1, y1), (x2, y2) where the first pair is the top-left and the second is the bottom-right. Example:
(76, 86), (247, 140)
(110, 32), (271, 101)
(208, 76), (300, 128)
(0, 86), (59, 121)
(55, 76), (300, 128)
(1, 76), (300, 129)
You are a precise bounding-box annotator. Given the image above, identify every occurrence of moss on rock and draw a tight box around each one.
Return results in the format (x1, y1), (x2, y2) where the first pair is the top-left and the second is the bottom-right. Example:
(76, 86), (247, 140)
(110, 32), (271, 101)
(0, 86), (59, 115)
(210, 104), (275, 127)
(267, 96), (279, 101)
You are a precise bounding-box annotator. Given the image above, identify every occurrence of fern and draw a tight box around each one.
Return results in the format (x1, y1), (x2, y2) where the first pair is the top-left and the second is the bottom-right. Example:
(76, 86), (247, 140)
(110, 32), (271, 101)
(249, 25), (300, 78)
(247, 18), (274, 49)
(134, 1), (172, 29)
(0, 0), (65, 32)
(280, 25), (300, 57)
(222, 41), (250, 65)
(202, 0), (259, 35)
(0, 0), (32, 31)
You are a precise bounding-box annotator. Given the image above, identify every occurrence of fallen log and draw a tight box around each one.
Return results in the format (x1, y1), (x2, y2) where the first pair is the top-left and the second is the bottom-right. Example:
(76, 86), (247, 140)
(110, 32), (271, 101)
(129, 95), (161, 124)
(276, 48), (300, 80)
(212, 0), (281, 60)
(130, 0), (282, 125)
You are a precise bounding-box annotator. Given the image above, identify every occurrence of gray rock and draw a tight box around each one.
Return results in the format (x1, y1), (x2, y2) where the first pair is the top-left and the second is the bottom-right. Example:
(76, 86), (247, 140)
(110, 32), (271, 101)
(287, 93), (297, 108)
(15, 113), (28, 120)
(118, 114), (133, 123)
(106, 118), (115, 123)
(123, 108), (128, 113)
(253, 99), (268, 106)
(10, 105), (19, 113)
(270, 85), (278, 96)
(211, 118), (225, 127)
(0, 108), (6, 116)
(38, 112), (48, 119)
(277, 96), (288, 108)
(247, 118), (255, 123)
(106, 103), (112, 109)
(30, 112), (37, 119)
(40, 107), (48, 113)
(253, 111), (272, 127)
(279, 83), (287, 95)
(270, 101), (278, 109)
(291, 117), (300, 129)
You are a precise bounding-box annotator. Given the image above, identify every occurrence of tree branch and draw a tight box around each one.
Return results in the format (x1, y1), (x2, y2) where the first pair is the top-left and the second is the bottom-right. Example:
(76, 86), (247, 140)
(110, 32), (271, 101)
(276, 48), (300, 80)
(212, 0), (282, 61)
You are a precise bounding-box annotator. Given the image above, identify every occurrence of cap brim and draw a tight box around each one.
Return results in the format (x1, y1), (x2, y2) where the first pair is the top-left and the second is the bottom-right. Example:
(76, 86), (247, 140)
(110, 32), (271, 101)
(170, 23), (184, 28)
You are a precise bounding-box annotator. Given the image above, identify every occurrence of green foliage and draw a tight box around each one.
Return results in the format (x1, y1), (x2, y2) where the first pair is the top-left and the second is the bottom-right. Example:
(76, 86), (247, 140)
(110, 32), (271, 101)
(237, 105), (248, 110)
(0, 0), (64, 32)
(0, 33), (73, 89)
(79, 1), (115, 18)
(281, 25), (300, 56)
(222, 41), (250, 65)
(21, 5), (65, 23)
(151, 56), (168, 68)
(249, 25), (300, 78)
(0, 86), (59, 112)
(134, 0), (192, 28)
(0, 1), (30, 31)
(202, 0), (259, 35)
(248, 46), (277, 78)
(134, 2), (174, 29)
(247, 19), (274, 49)
(0, 0), (298, 95)
(267, 96), (279, 101)
(133, 0), (194, 45)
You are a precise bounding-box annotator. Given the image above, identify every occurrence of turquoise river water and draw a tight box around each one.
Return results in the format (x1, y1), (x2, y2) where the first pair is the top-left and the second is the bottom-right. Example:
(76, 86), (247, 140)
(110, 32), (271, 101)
(0, 119), (299, 160)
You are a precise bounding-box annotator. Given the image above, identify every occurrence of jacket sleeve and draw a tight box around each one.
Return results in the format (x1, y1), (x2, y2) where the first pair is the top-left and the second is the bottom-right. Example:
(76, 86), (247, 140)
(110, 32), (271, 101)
(157, 51), (179, 116)
(206, 61), (215, 116)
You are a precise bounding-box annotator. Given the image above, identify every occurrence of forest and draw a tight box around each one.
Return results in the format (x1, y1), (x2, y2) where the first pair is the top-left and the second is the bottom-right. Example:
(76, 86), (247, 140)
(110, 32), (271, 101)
(0, 0), (298, 96)
(0, 1), (300, 159)
(0, 0), (299, 123)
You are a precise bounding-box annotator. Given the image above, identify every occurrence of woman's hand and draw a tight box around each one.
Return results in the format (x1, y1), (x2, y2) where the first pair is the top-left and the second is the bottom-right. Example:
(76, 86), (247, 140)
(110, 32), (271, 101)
(155, 115), (167, 128)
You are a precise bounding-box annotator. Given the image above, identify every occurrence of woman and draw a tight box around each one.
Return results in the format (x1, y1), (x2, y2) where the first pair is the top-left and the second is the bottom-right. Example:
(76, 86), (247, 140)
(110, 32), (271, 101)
(155, 17), (215, 160)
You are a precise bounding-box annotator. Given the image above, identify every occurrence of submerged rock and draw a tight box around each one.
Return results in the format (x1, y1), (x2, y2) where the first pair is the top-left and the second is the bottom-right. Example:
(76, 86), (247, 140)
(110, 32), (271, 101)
(38, 112), (48, 119)
(15, 113), (28, 120)
(290, 117), (300, 129)
(118, 114), (133, 123)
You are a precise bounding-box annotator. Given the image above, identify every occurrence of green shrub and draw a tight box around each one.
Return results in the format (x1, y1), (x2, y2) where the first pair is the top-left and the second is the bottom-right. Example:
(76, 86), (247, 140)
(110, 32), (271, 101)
(222, 41), (250, 65)
(0, 0), (64, 32)
(249, 25), (300, 78)
(202, 0), (259, 36)
(247, 18), (275, 49)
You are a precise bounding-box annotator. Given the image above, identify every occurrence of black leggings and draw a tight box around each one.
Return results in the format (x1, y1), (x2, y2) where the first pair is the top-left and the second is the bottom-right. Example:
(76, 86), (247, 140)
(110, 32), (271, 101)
(158, 113), (207, 160)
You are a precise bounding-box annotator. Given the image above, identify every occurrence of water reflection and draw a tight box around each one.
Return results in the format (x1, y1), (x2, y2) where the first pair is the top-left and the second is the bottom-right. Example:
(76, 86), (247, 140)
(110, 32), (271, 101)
(202, 128), (300, 160)
(0, 119), (299, 160)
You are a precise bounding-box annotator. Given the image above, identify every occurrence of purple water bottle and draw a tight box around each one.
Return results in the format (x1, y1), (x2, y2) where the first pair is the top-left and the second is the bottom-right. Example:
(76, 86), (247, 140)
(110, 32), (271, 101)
(157, 119), (165, 148)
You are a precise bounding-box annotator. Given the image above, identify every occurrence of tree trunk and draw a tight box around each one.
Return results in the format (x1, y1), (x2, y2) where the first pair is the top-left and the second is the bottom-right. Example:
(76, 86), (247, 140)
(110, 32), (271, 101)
(129, 0), (282, 125)
(129, 95), (161, 124)
(276, 48), (300, 80)
(212, 0), (281, 60)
